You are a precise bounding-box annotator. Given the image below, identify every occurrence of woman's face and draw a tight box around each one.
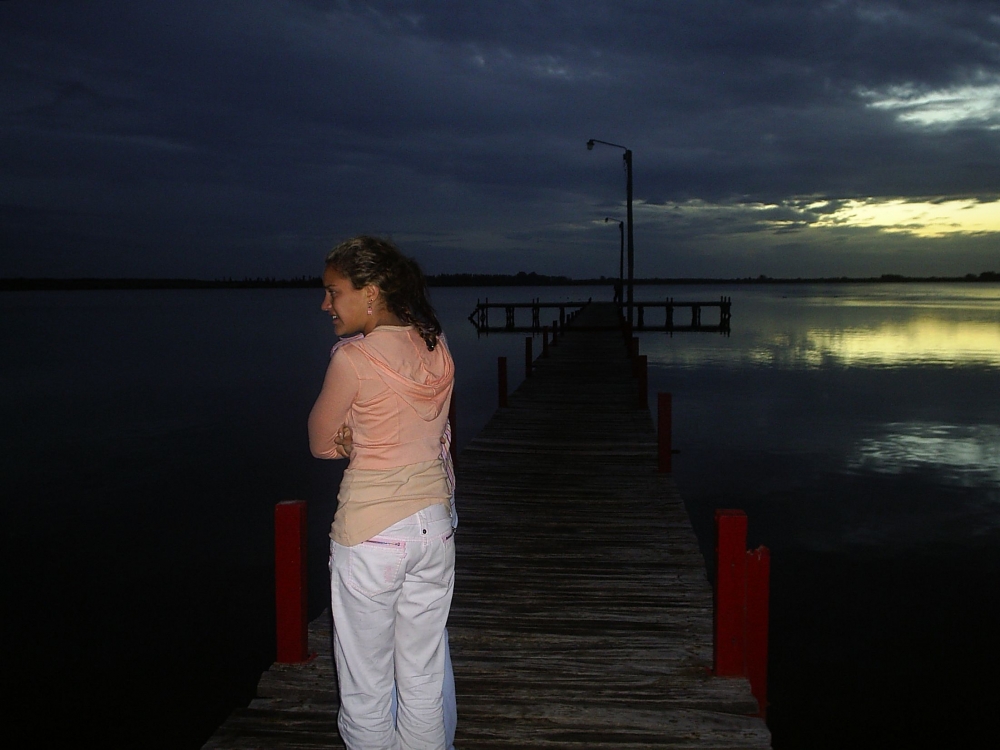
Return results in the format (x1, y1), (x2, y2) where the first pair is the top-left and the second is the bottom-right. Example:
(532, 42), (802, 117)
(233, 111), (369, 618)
(321, 267), (372, 337)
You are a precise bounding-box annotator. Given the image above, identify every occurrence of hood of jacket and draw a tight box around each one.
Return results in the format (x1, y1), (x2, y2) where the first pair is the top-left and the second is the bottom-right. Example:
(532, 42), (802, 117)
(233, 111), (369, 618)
(348, 327), (453, 421)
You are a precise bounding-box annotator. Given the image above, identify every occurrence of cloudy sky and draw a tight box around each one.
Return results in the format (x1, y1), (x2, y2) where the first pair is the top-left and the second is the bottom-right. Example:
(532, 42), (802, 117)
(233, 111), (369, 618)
(3, 0), (1000, 279)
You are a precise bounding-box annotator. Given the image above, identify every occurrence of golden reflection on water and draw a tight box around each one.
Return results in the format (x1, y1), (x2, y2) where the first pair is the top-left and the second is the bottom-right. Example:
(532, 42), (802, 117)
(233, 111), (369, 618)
(801, 318), (1000, 367)
(738, 318), (1000, 369)
(643, 285), (1000, 370)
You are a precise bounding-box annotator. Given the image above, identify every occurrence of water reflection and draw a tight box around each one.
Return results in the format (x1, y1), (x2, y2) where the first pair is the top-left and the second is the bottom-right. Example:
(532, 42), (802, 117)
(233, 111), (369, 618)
(574, 284), (1000, 746)
(848, 422), (1000, 486)
(640, 283), (1000, 371)
(804, 319), (1000, 368)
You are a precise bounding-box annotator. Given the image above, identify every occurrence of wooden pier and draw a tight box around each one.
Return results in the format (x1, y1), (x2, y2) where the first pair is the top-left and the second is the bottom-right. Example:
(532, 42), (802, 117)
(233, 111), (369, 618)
(202, 302), (770, 749)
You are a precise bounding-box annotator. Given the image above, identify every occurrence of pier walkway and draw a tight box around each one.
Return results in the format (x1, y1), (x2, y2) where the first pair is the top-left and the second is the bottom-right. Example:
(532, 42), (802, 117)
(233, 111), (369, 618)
(202, 302), (771, 749)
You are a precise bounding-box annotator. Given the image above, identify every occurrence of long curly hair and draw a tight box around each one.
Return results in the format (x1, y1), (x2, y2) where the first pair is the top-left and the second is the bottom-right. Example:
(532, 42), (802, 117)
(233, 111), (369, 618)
(324, 235), (442, 351)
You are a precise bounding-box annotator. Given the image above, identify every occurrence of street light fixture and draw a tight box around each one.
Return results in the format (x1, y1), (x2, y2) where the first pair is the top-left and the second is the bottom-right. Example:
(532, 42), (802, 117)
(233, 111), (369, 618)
(587, 138), (634, 323)
(604, 217), (624, 305)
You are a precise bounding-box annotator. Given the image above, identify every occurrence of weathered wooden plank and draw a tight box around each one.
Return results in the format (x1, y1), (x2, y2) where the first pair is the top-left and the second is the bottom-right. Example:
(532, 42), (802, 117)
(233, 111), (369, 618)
(445, 303), (768, 748)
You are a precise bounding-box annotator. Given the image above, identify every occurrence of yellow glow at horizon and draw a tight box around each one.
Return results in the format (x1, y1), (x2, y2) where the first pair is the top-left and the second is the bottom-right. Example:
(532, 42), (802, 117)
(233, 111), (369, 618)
(657, 197), (1000, 238)
(810, 198), (1000, 237)
(801, 318), (1000, 368)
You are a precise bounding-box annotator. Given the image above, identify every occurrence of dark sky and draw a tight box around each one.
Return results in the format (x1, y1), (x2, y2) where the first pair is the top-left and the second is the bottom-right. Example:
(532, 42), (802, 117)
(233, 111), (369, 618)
(3, 0), (1000, 279)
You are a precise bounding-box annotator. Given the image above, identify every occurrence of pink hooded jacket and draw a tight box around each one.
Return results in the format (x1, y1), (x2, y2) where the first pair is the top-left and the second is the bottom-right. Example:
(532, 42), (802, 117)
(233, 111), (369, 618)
(309, 325), (454, 545)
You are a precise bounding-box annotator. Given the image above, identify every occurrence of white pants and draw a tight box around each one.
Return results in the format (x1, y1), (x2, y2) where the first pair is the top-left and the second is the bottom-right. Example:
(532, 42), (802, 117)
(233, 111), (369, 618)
(391, 629), (456, 750)
(330, 504), (455, 750)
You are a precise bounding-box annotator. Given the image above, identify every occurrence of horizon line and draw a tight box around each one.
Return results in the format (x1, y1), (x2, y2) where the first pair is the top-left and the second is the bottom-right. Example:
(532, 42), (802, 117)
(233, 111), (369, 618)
(1, 270), (998, 292)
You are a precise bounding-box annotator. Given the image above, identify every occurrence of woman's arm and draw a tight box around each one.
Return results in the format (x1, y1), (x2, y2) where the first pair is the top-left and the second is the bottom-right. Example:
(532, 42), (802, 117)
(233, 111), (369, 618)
(308, 351), (360, 459)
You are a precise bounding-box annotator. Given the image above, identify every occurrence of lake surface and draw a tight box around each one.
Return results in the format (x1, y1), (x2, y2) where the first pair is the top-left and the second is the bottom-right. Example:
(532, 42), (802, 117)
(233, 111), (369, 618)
(2, 283), (998, 748)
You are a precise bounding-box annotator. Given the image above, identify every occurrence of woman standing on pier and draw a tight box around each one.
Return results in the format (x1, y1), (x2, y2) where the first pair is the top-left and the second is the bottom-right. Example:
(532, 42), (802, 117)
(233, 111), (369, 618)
(309, 236), (456, 749)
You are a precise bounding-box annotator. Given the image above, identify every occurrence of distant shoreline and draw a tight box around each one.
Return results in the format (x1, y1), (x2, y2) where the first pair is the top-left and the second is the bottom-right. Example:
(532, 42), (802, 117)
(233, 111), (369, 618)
(1, 271), (997, 291)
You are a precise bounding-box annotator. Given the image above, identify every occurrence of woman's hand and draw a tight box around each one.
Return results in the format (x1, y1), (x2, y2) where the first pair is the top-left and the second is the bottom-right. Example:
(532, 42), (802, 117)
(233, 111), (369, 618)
(334, 425), (353, 459)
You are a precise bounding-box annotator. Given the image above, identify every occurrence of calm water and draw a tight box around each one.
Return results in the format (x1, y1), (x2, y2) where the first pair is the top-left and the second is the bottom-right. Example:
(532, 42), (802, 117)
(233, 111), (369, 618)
(640, 283), (1000, 748)
(2, 283), (998, 748)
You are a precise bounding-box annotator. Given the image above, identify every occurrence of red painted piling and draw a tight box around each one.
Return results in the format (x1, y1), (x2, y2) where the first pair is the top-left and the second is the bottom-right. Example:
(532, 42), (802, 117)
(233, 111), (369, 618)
(637, 355), (647, 409)
(713, 509), (747, 677)
(525, 337), (533, 378)
(746, 546), (771, 718)
(498, 356), (508, 408)
(275, 500), (309, 663)
(712, 510), (771, 715)
(657, 393), (672, 473)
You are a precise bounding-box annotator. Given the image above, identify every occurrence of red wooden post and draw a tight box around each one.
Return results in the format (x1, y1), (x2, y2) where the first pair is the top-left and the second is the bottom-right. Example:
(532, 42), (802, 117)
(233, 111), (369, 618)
(498, 356), (508, 408)
(275, 499), (308, 663)
(636, 355), (647, 409)
(657, 392), (672, 473)
(525, 336), (532, 378)
(542, 327), (549, 357)
(746, 546), (771, 718)
(714, 509), (747, 677)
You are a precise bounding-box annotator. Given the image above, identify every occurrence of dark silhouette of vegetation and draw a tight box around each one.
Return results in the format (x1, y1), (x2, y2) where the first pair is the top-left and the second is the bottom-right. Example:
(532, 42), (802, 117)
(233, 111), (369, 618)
(633, 271), (1000, 285)
(0, 276), (319, 291)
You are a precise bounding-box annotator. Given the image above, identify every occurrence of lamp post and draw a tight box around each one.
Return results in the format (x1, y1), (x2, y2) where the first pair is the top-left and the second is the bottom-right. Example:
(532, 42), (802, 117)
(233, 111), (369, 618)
(604, 217), (624, 306)
(588, 138), (634, 324)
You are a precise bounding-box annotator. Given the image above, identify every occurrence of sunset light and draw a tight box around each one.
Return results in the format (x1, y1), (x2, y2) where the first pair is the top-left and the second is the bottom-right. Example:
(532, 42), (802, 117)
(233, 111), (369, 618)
(661, 197), (1000, 240)
(810, 198), (1000, 238)
(803, 319), (1000, 367)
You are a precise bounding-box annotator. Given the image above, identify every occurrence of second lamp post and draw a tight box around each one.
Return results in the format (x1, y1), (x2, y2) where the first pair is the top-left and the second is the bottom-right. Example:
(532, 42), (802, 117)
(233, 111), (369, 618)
(588, 138), (634, 324)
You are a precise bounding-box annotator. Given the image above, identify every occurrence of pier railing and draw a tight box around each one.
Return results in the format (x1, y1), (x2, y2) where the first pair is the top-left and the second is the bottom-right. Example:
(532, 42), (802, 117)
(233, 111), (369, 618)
(636, 296), (732, 333)
(467, 298), (592, 333)
(468, 296), (731, 333)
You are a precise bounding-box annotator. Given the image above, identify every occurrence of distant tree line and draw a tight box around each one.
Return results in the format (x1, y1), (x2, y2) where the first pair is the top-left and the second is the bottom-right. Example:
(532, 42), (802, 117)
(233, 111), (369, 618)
(0, 276), (319, 291)
(2, 270), (997, 292)
(632, 271), (1000, 285)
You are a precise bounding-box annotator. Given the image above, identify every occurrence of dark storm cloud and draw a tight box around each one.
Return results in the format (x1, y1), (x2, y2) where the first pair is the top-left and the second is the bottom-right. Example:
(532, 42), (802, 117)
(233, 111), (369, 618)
(2, 0), (999, 278)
